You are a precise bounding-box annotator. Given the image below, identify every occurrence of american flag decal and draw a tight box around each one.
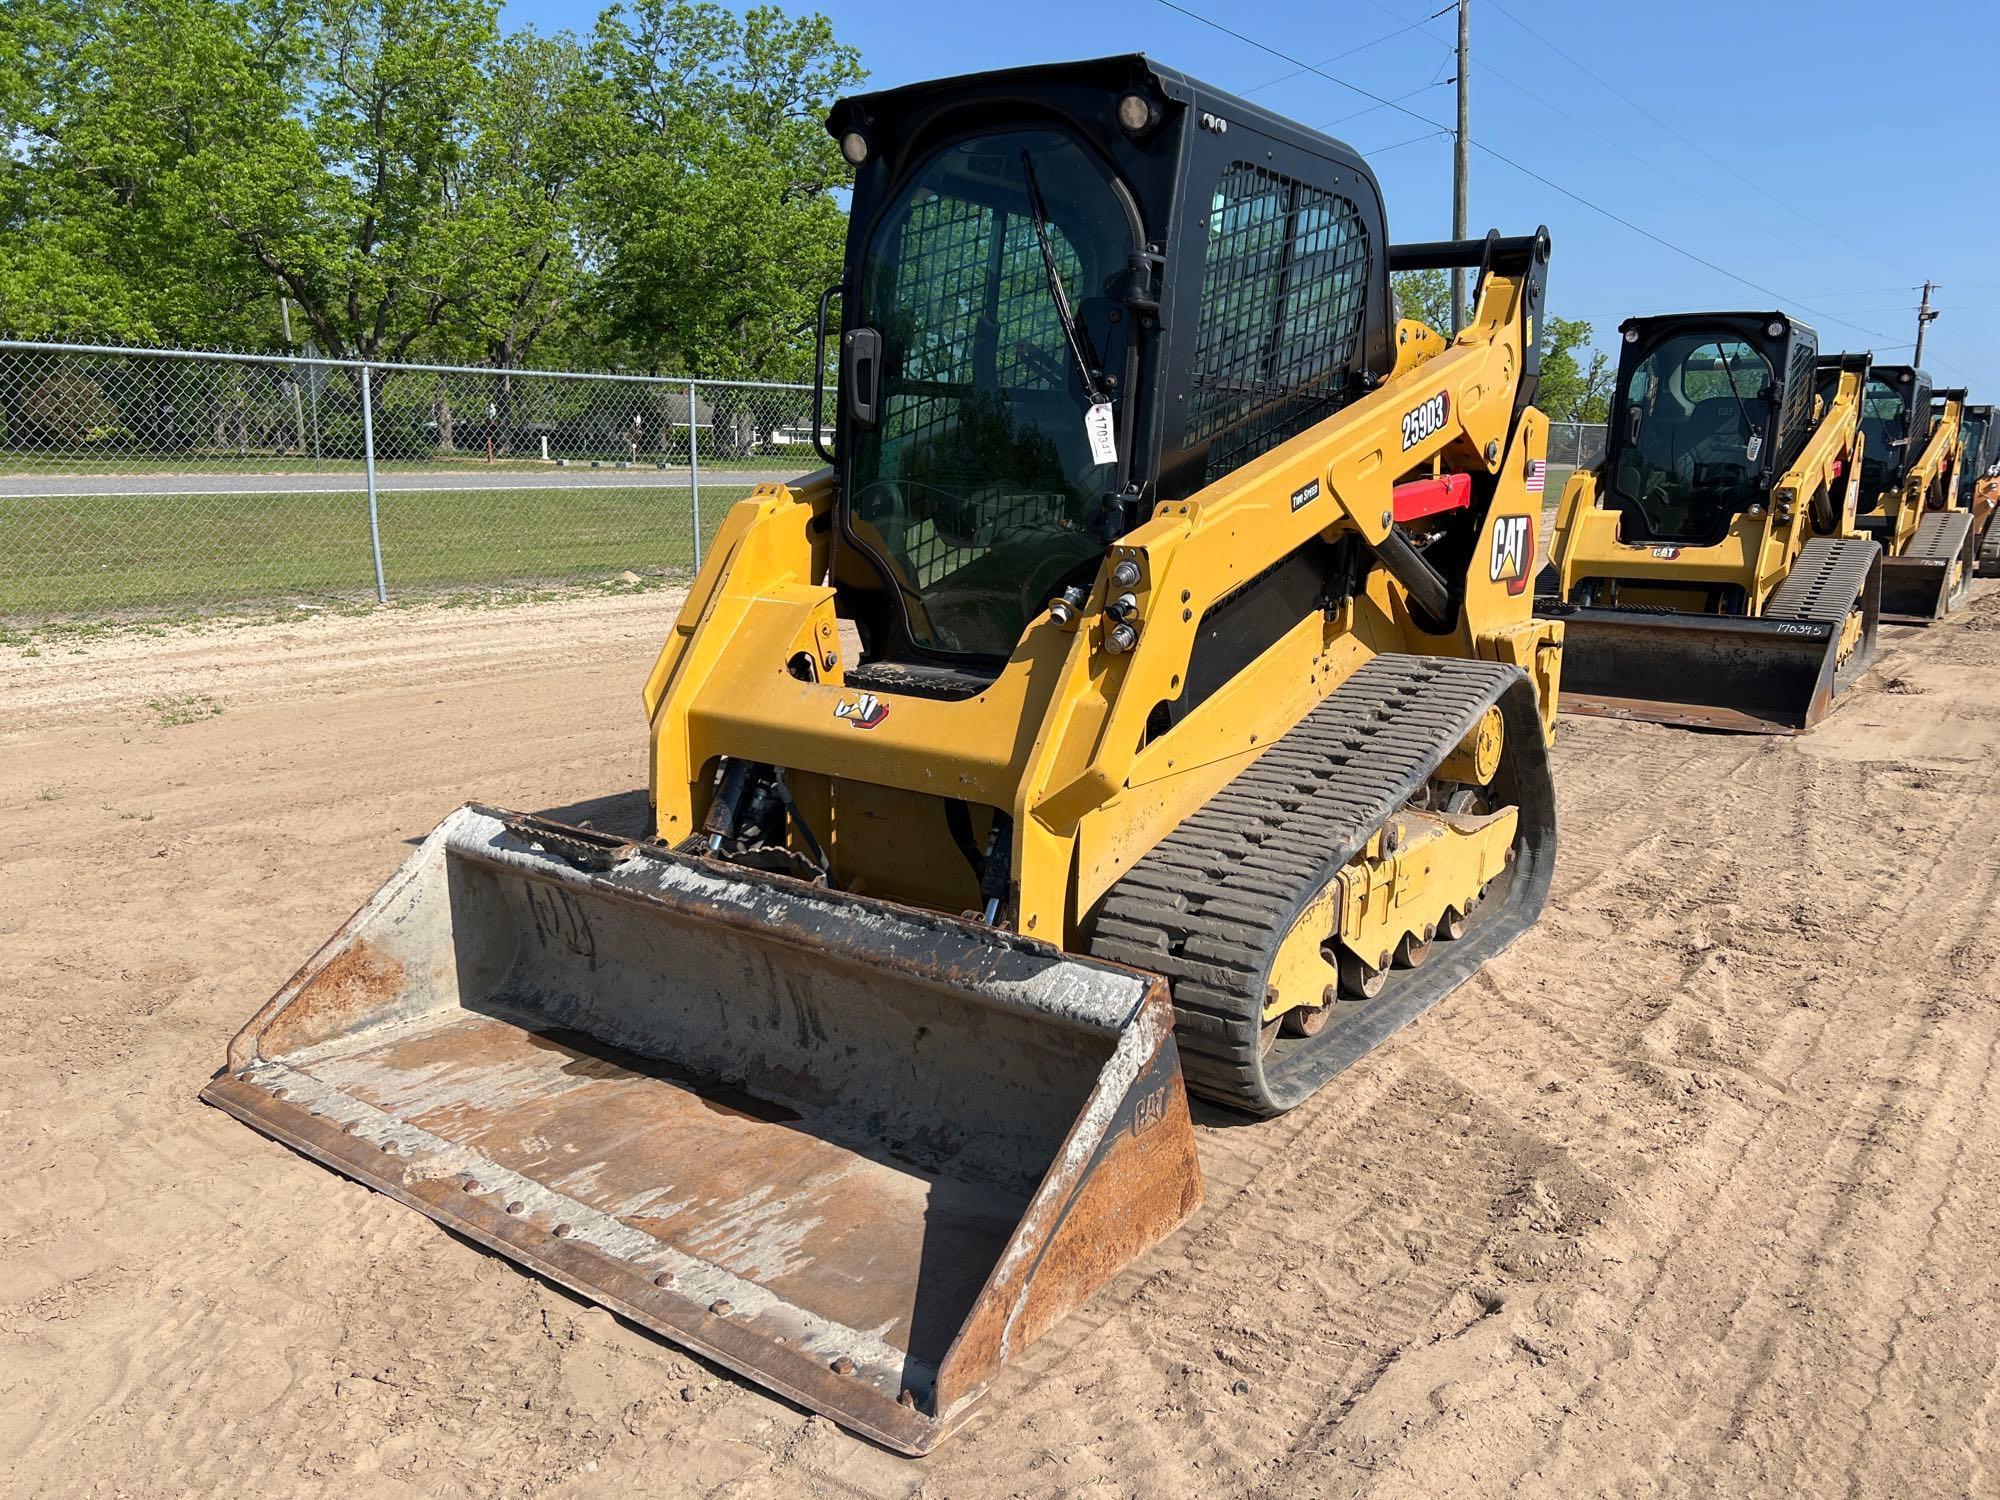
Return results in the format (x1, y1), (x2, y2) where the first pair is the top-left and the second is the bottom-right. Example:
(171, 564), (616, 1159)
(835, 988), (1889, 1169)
(1525, 459), (1547, 494)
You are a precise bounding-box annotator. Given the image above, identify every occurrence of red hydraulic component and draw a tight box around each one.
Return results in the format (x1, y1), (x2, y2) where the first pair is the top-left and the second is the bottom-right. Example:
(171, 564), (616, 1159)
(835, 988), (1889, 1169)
(1392, 472), (1473, 523)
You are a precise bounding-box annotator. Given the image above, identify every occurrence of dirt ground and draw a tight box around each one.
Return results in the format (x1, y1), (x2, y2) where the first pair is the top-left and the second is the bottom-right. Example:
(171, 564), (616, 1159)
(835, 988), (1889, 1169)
(5, 584), (2000, 1500)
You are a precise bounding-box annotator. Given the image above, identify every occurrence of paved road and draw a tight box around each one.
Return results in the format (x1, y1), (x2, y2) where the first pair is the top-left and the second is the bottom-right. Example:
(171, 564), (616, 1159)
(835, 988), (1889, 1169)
(0, 466), (804, 498)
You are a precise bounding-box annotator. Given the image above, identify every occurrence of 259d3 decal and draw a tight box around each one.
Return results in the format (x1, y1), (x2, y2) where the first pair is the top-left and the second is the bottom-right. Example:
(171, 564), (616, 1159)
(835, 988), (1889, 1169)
(1400, 391), (1450, 451)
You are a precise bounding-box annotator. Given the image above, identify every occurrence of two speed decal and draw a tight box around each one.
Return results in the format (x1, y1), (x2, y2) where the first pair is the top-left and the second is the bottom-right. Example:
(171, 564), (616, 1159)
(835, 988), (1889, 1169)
(1400, 391), (1450, 451)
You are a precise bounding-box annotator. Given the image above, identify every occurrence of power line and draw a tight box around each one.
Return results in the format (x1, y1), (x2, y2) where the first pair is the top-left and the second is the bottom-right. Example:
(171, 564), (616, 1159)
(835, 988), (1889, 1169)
(1472, 61), (1834, 270)
(1337, 1), (1867, 287)
(1483, 0), (1917, 284)
(1318, 82), (1451, 132)
(1239, 5), (1454, 96)
(1148, 0), (1901, 345)
(1363, 127), (1453, 156)
(1794, 285), (1929, 300)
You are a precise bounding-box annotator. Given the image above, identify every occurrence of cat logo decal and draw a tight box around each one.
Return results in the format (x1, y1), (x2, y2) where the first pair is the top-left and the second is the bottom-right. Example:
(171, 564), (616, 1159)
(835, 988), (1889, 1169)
(833, 692), (889, 729)
(1489, 515), (1534, 595)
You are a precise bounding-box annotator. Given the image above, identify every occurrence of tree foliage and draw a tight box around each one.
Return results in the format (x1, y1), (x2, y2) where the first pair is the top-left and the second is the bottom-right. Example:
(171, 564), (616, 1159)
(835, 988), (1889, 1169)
(580, 2), (862, 378)
(1392, 271), (1611, 423)
(1537, 315), (1613, 423)
(1391, 268), (1453, 333)
(0, 0), (861, 376)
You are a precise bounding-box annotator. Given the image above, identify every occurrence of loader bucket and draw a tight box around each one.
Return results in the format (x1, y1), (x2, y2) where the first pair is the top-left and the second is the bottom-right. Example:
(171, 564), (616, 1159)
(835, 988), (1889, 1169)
(1880, 512), (1976, 623)
(1879, 554), (1970, 622)
(1548, 604), (1875, 734)
(200, 806), (1201, 1454)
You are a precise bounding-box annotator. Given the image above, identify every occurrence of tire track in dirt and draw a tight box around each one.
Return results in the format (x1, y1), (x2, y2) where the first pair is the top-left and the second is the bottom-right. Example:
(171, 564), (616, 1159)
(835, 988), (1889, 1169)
(1497, 742), (2000, 1494)
(1828, 1023), (2000, 1500)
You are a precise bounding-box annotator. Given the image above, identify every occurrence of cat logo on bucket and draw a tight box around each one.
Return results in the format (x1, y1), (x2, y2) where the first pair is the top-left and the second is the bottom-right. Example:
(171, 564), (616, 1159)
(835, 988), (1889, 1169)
(1489, 515), (1534, 595)
(833, 692), (889, 729)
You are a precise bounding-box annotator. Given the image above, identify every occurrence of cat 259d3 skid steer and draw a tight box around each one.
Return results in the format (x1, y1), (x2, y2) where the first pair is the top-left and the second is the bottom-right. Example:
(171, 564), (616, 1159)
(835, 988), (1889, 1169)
(203, 56), (1563, 1453)
(1855, 366), (1972, 622)
(1536, 312), (1882, 733)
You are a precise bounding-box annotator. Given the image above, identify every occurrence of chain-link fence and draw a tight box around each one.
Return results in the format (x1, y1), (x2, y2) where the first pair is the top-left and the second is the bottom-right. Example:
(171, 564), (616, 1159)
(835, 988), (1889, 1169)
(0, 340), (1614, 627)
(1547, 420), (1609, 474)
(0, 340), (829, 622)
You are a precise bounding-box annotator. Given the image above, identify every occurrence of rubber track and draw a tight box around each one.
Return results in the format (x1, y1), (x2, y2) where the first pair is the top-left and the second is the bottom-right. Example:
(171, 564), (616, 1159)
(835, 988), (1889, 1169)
(1084, 653), (1555, 1116)
(1909, 510), (1974, 562)
(1765, 537), (1879, 622)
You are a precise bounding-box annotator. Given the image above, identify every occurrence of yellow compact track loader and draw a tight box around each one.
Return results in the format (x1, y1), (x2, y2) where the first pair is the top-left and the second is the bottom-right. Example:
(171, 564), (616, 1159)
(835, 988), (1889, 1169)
(1855, 367), (1973, 622)
(1537, 313), (1882, 733)
(1955, 403), (1999, 575)
(204, 56), (1562, 1453)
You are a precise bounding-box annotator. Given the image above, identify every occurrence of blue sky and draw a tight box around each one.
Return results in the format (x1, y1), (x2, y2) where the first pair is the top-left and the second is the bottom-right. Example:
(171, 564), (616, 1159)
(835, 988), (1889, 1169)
(500, 0), (2000, 393)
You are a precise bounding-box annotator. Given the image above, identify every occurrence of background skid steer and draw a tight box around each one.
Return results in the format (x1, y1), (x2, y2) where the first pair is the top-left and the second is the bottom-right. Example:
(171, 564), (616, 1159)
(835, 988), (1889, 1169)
(1854, 367), (1972, 623)
(1537, 315), (1880, 734)
(207, 55), (1562, 1450)
(1958, 403), (2000, 575)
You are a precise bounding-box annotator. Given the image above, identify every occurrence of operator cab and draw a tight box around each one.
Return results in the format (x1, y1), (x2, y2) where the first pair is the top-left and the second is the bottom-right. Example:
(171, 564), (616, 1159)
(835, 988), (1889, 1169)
(1852, 365), (1932, 526)
(1954, 402), (1993, 507)
(821, 56), (1395, 667)
(1602, 313), (1818, 548)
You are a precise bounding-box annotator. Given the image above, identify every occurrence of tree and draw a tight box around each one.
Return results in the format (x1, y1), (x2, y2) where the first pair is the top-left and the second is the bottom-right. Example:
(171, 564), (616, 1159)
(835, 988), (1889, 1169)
(1, 0), (564, 360)
(1392, 268), (1452, 333)
(0, 0), (283, 345)
(1536, 315), (1613, 423)
(580, 1), (863, 379)
(0, 0), (862, 379)
(449, 29), (600, 369)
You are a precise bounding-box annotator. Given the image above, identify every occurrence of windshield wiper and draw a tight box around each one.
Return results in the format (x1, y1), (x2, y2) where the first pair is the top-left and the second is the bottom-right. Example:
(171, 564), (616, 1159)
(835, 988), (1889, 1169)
(1018, 150), (1106, 404)
(1712, 341), (1762, 458)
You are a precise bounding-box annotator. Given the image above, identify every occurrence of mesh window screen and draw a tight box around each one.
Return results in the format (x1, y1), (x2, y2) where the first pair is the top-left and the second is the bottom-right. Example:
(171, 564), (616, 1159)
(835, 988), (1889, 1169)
(876, 194), (992, 499)
(1188, 163), (1370, 484)
(871, 192), (1085, 565)
(889, 193), (992, 385)
(994, 216), (1082, 393)
(1777, 334), (1819, 467)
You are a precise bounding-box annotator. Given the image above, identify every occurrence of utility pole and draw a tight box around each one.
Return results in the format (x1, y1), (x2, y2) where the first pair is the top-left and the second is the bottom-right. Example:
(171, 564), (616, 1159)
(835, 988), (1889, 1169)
(1913, 280), (1939, 369)
(1451, 0), (1470, 334)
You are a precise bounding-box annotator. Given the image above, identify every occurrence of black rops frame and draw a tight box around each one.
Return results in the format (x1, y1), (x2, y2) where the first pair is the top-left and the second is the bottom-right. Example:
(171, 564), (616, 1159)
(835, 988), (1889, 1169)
(1140, 67), (1396, 503)
(1863, 365), (1935, 486)
(1603, 312), (1815, 493)
(1959, 403), (1995, 502)
(813, 55), (1550, 660)
(819, 56), (1401, 513)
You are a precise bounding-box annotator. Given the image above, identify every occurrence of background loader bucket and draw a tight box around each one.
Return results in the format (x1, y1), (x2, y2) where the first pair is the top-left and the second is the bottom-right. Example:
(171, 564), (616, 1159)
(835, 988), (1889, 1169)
(1880, 555), (1969, 622)
(201, 806), (1201, 1453)
(1552, 607), (1871, 734)
(1880, 513), (1976, 623)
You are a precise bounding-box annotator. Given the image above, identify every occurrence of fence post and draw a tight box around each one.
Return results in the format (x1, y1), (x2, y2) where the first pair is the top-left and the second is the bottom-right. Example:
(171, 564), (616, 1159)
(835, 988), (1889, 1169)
(359, 362), (388, 603)
(687, 379), (703, 574)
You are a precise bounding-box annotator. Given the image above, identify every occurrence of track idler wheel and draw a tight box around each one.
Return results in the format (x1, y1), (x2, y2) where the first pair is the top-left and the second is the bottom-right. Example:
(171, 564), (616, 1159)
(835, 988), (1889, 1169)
(1336, 945), (1388, 999)
(1281, 992), (1335, 1038)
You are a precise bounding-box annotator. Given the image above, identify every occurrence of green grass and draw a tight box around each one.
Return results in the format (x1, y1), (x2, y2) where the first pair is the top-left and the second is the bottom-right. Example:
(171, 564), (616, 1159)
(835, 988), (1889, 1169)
(148, 693), (223, 727)
(0, 482), (750, 621)
(1, 450), (814, 477)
